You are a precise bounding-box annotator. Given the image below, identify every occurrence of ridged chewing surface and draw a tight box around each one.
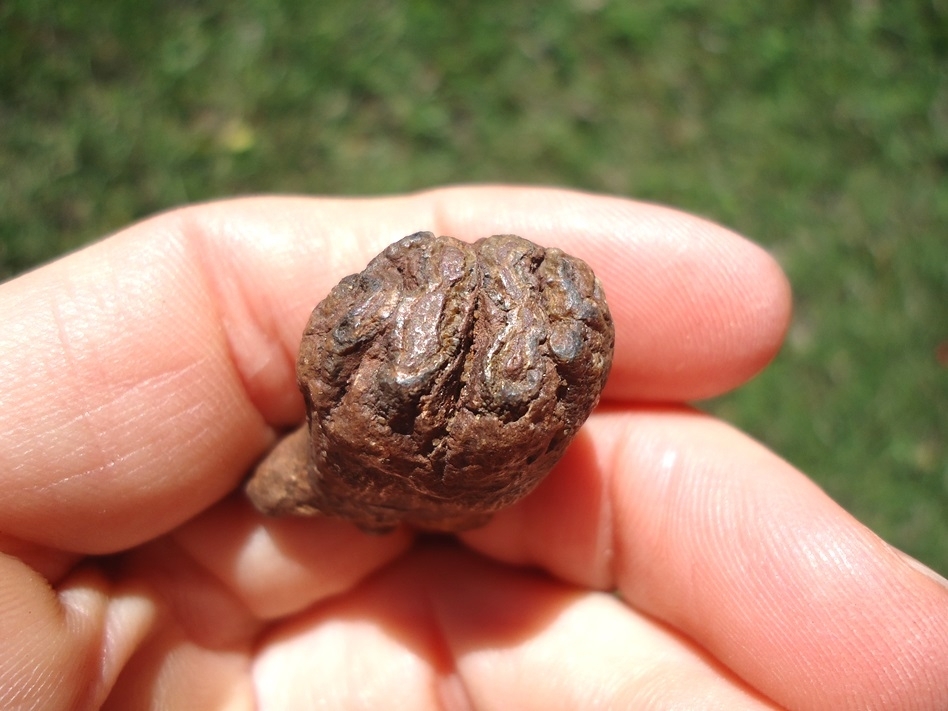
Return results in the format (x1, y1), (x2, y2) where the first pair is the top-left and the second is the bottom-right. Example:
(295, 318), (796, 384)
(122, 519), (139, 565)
(247, 232), (614, 532)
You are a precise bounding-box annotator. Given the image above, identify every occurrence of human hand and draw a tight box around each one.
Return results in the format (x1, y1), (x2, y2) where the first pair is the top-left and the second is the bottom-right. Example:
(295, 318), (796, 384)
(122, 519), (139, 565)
(2, 187), (946, 710)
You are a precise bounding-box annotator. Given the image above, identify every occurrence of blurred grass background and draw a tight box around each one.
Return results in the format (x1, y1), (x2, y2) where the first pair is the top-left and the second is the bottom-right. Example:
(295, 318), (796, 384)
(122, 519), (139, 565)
(2, 0), (946, 573)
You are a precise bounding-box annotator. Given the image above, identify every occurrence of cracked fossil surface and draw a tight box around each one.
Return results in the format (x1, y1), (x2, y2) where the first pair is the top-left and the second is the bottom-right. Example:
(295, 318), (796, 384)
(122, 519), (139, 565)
(246, 231), (614, 532)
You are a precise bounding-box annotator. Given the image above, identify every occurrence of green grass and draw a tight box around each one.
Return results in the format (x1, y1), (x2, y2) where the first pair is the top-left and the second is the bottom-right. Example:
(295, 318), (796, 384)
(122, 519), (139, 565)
(2, 0), (946, 573)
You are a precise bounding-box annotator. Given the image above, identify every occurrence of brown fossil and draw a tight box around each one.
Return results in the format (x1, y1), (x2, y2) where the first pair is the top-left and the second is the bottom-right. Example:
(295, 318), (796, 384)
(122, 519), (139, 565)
(245, 232), (614, 532)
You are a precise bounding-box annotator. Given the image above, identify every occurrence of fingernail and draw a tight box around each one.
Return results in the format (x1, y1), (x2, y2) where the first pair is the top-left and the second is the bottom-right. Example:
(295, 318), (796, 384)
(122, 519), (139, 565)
(895, 549), (948, 591)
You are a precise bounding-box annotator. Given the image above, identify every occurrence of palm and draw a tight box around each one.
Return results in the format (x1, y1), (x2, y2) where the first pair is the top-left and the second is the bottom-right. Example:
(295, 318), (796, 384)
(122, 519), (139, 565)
(1, 188), (946, 710)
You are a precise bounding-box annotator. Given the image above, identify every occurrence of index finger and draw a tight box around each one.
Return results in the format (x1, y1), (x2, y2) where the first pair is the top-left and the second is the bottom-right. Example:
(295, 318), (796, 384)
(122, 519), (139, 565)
(0, 186), (790, 552)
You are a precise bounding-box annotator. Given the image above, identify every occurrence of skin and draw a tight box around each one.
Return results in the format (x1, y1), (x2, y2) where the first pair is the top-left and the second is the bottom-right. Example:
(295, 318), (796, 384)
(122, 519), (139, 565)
(0, 185), (946, 710)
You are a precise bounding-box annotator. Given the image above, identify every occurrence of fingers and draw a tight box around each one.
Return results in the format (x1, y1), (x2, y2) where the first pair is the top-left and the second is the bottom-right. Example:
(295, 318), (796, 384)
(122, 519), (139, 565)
(100, 539), (256, 710)
(171, 493), (414, 619)
(0, 555), (154, 710)
(424, 545), (777, 710)
(0, 186), (788, 553)
(252, 542), (775, 710)
(461, 407), (948, 710)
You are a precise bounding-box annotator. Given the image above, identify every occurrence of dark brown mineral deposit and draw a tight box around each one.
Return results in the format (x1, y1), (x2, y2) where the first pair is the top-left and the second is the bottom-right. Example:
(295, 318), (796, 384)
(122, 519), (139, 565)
(246, 232), (614, 532)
